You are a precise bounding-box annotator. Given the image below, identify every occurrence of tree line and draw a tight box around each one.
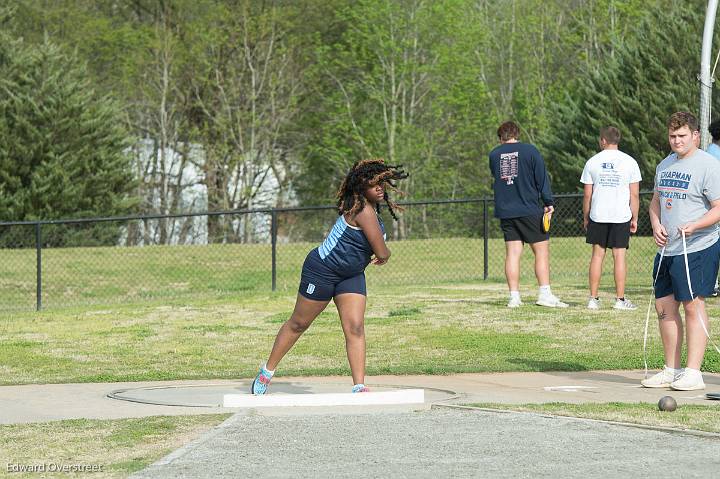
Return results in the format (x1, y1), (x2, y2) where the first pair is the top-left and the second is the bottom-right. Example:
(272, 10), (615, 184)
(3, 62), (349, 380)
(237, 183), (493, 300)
(0, 0), (715, 245)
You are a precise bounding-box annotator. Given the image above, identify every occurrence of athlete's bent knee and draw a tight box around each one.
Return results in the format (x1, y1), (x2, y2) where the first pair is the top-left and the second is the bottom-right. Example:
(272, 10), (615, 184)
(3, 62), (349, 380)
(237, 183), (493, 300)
(287, 318), (311, 334)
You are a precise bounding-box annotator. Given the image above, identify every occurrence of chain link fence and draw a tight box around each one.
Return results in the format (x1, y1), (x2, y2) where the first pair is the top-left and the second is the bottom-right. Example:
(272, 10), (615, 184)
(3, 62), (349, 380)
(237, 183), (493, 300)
(0, 192), (659, 311)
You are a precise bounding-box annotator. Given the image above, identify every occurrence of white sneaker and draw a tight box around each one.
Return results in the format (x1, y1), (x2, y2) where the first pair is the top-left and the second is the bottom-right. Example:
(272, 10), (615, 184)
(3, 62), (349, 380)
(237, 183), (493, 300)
(670, 369), (705, 391)
(536, 293), (568, 308)
(640, 366), (679, 388)
(613, 298), (637, 310)
(587, 297), (600, 310)
(507, 296), (523, 308)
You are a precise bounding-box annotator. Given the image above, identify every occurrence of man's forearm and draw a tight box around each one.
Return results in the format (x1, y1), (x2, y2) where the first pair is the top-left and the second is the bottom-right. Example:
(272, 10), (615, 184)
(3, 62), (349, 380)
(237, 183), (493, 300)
(649, 195), (661, 228)
(582, 185), (592, 220)
(630, 195), (639, 221)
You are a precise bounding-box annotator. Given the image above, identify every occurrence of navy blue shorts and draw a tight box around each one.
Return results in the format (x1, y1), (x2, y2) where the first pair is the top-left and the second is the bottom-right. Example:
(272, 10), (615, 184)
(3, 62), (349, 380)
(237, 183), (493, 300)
(653, 240), (720, 301)
(298, 249), (366, 301)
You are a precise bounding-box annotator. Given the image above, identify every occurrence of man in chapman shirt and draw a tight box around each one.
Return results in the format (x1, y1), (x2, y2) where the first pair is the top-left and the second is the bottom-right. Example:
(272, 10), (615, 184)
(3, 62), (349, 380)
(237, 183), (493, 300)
(642, 112), (720, 391)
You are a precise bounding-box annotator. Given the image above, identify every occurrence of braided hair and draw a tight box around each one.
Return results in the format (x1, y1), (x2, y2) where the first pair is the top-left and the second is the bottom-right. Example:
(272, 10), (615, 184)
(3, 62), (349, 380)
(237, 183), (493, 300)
(336, 159), (409, 220)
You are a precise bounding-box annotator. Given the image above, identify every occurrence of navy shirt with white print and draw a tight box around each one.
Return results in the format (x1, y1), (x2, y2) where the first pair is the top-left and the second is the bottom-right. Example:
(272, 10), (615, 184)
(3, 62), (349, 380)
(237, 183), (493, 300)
(489, 142), (554, 219)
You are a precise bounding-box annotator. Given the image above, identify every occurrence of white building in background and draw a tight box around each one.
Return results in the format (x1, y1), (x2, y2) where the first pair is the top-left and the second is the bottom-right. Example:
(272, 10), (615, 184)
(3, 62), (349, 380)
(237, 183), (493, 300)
(120, 140), (296, 246)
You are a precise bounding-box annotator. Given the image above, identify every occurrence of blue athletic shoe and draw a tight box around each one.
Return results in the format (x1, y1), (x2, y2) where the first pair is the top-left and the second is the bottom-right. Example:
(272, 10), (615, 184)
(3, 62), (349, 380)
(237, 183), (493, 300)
(251, 365), (274, 395)
(351, 383), (369, 393)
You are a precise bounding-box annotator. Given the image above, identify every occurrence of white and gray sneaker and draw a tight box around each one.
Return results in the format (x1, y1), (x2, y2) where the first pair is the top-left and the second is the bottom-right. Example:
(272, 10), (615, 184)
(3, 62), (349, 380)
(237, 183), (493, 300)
(641, 366), (680, 388)
(587, 297), (600, 310)
(536, 293), (568, 308)
(613, 298), (637, 310)
(507, 296), (523, 308)
(670, 368), (705, 391)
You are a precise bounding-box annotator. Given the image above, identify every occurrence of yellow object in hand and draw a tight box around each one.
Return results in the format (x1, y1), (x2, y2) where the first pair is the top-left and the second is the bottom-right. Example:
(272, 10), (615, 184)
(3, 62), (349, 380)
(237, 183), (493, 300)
(542, 211), (552, 233)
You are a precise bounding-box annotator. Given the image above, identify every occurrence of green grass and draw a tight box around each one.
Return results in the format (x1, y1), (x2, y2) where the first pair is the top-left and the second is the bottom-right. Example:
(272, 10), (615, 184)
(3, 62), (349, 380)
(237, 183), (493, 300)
(0, 234), (682, 386)
(467, 402), (720, 434)
(0, 414), (230, 478)
(0, 235), (660, 310)
(1, 278), (718, 386)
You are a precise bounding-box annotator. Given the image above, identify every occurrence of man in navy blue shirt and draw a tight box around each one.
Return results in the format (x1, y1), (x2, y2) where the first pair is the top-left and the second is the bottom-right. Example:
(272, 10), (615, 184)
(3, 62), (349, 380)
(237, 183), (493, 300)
(489, 121), (568, 308)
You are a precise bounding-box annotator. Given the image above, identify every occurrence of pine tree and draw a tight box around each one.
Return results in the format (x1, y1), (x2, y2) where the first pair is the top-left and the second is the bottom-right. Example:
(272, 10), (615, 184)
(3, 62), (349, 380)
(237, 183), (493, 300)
(541, 1), (706, 193)
(0, 12), (136, 246)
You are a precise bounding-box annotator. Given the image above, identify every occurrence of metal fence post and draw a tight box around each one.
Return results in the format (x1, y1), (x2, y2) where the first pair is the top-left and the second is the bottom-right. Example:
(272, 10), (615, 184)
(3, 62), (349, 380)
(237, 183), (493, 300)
(271, 209), (277, 292)
(35, 222), (42, 311)
(483, 199), (489, 280)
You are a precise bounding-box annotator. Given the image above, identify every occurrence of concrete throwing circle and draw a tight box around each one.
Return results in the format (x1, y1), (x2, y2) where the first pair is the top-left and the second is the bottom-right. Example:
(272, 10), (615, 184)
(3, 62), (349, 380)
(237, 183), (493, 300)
(107, 381), (457, 408)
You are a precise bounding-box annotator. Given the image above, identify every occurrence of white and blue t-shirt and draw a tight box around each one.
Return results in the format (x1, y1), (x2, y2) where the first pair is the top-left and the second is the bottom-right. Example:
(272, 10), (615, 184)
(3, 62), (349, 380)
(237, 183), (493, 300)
(581, 149), (642, 223)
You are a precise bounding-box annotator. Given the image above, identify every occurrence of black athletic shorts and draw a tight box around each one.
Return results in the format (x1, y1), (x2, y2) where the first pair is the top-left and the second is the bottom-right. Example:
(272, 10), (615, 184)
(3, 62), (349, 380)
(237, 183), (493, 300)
(585, 219), (631, 249)
(500, 214), (549, 244)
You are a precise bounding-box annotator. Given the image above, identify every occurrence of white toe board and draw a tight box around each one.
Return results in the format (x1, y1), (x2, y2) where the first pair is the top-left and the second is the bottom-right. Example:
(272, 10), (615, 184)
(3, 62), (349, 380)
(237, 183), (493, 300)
(223, 389), (425, 408)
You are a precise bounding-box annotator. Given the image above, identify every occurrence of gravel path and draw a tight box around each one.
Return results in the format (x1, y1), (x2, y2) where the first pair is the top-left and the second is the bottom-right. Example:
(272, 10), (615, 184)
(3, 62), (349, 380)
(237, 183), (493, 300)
(133, 408), (720, 478)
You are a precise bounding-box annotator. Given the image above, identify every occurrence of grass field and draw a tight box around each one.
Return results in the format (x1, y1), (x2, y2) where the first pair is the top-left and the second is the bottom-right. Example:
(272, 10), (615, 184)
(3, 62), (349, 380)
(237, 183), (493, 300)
(0, 234), (715, 385)
(1, 277), (718, 386)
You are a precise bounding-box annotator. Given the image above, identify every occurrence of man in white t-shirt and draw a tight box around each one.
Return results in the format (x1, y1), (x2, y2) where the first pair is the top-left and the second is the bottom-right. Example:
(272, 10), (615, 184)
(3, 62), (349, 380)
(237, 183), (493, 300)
(581, 126), (641, 310)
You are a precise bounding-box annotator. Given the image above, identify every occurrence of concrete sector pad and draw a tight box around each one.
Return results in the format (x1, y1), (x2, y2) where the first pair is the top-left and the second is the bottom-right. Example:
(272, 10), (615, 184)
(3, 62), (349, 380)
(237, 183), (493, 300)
(108, 380), (456, 415)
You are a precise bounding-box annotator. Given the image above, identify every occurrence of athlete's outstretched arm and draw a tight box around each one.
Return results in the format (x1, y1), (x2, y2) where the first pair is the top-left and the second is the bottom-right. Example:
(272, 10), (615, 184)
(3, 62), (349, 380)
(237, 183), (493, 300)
(354, 204), (390, 264)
